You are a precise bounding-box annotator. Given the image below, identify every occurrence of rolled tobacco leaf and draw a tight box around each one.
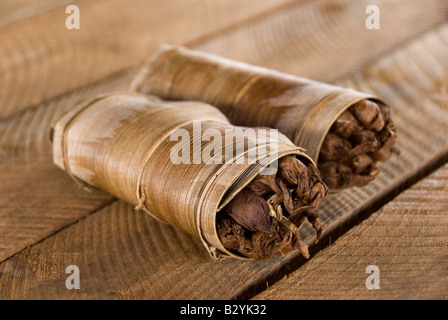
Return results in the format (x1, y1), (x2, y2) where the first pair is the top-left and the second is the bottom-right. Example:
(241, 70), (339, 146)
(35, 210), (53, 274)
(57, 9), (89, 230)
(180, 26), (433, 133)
(51, 92), (328, 260)
(219, 155), (327, 260)
(130, 45), (398, 189)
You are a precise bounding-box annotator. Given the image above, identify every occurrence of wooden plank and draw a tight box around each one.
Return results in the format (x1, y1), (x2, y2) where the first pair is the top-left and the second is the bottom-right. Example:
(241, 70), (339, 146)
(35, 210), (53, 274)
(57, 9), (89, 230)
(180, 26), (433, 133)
(2, 0), (447, 120)
(193, 0), (448, 83)
(0, 0), (296, 119)
(253, 163), (448, 300)
(1, 23), (447, 299)
(0, 200), (277, 299)
(0, 70), (135, 263)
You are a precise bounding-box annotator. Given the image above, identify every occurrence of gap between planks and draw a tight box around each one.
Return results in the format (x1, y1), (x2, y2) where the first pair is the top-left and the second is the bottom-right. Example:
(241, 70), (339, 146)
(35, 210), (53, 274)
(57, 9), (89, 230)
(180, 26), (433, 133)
(235, 149), (448, 299)
(252, 163), (448, 299)
(8, 198), (118, 262)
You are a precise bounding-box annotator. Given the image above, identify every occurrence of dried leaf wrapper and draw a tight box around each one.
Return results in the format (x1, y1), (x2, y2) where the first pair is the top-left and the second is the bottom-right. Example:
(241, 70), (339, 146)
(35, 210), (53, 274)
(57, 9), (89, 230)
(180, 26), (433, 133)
(131, 45), (398, 189)
(51, 92), (327, 260)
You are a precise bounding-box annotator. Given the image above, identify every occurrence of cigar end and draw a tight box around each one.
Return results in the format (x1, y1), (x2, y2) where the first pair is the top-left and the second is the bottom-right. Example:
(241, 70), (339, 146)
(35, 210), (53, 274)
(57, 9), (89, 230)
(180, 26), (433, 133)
(319, 99), (397, 189)
(218, 155), (327, 260)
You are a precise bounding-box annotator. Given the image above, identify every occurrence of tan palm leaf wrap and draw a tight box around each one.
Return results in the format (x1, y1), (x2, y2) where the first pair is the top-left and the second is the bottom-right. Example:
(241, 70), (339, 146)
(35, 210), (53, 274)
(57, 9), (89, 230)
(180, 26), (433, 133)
(52, 92), (315, 259)
(130, 45), (386, 164)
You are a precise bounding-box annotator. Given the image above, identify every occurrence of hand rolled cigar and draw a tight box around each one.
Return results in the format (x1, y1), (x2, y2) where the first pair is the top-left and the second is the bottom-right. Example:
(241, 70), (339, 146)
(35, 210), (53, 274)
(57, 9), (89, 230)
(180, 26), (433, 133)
(130, 45), (398, 189)
(51, 92), (328, 260)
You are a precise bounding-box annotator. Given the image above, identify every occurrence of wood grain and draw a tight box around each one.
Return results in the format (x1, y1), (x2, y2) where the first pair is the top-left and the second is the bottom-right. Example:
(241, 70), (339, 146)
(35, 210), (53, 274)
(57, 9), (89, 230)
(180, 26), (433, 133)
(1, 22), (447, 299)
(0, 0), (296, 119)
(0, 200), (289, 299)
(2, 0), (447, 119)
(254, 163), (448, 300)
(193, 0), (448, 83)
(0, 70), (135, 263)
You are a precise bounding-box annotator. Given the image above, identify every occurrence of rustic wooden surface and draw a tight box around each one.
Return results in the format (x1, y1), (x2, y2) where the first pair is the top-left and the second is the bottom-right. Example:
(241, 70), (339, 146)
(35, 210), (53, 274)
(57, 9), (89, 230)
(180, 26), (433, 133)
(254, 163), (448, 300)
(0, 0), (297, 118)
(0, 0), (447, 299)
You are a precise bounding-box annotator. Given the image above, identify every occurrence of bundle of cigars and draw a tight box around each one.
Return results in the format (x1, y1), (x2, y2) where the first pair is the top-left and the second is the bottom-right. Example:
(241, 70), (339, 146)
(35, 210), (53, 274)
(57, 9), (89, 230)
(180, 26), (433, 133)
(51, 46), (397, 260)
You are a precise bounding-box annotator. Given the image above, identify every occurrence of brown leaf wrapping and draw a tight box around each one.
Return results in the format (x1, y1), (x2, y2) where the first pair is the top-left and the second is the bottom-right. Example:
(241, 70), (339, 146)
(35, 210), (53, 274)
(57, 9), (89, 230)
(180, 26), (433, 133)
(51, 92), (325, 260)
(130, 45), (397, 189)
(218, 155), (327, 260)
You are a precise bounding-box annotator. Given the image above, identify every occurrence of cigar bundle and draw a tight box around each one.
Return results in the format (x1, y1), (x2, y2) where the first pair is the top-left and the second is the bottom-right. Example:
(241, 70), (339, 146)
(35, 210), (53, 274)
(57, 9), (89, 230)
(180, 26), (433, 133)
(131, 45), (398, 189)
(51, 92), (328, 260)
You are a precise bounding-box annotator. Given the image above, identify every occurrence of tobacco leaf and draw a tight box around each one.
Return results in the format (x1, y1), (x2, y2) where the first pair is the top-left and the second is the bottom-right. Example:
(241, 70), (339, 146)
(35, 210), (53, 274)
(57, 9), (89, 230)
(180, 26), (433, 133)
(218, 155), (328, 260)
(318, 99), (398, 189)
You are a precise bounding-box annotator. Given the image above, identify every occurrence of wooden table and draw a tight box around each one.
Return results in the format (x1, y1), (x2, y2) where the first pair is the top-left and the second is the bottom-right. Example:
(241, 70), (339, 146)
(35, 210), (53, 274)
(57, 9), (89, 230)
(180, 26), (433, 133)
(0, 0), (447, 300)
